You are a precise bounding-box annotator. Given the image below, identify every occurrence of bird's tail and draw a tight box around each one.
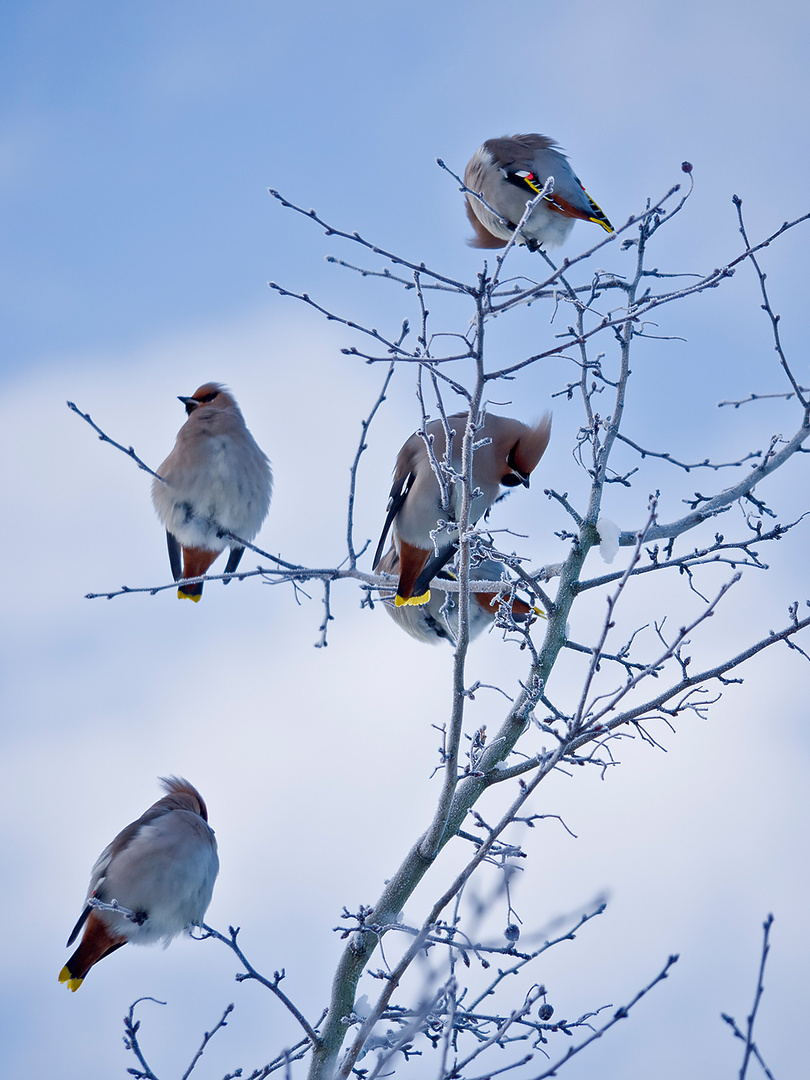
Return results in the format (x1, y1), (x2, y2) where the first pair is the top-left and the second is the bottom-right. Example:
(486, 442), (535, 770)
(59, 911), (127, 991)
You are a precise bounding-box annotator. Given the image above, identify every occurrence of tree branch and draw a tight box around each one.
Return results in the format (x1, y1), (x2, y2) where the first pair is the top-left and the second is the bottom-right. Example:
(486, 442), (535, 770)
(721, 913), (776, 1080)
(199, 924), (321, 1047)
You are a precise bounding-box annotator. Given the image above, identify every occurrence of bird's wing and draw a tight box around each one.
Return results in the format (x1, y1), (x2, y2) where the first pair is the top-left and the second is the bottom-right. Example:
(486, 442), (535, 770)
(166, 531), (183, 582)
(223, 546), (245, 576)
(373, 470), (413, 569)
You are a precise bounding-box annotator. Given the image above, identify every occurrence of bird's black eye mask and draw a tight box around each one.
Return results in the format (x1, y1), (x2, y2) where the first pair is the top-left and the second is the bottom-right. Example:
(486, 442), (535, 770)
(501, 473), (524, 488)
(185, 391), (219, 415)
(502, 443), (529, 487)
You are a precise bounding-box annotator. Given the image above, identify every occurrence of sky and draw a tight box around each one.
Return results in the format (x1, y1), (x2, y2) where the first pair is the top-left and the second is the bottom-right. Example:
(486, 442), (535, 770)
(2, 2), (809, 1078)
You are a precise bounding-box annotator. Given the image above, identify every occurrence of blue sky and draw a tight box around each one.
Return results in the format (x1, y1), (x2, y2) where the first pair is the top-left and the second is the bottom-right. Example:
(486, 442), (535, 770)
(2, 3), (809, 1078)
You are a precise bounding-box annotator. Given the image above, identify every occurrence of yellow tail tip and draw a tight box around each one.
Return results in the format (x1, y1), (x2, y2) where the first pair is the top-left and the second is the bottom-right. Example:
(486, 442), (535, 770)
(587, 210), (614, 233)
(58, 966), (83, 992)
(532, 606), (548, 619)
(177, 589), (202, 602)
(394, 590), (431, 608)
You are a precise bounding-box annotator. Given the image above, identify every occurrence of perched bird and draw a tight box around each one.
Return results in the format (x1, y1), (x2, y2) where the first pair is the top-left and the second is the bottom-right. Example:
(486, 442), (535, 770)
(464, 134), (613, 251)
(373, 412), (551, 607)
(151, 383), (272, 601)
(59, 777), (219, 992)
(375, 545), (543, 645)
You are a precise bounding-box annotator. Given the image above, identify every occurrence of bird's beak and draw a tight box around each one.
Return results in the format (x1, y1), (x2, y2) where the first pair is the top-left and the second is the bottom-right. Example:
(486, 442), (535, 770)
(501, 470), (531, 490)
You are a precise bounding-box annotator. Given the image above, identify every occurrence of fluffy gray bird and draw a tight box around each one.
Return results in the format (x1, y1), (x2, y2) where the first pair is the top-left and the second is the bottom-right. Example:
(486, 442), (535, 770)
(464, 134), (613, 251)
(373, 412), (551, 607)
(375, 545), (543, 645)
(151, 383), (272, 601)
(59, 777), (219, 991)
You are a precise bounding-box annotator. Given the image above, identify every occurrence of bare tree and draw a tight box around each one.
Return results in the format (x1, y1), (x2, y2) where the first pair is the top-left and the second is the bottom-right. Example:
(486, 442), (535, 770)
(71, 164), (809, 1079)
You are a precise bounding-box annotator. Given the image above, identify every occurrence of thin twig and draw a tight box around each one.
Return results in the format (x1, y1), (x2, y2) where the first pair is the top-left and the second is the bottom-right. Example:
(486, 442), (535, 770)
(721, 913), (776, 1080)
(529, 955), (679, 1079)
(733, 195), (809, 407)
(615, 431), (762, 472)
(268, 187), (473, 292)
(200, 924), (321, 1047)
(123, 997), (167, 1080)
(181, 1004), (235, 1080)
(346, 361), (397, 567)
(67, 401), (165, 481)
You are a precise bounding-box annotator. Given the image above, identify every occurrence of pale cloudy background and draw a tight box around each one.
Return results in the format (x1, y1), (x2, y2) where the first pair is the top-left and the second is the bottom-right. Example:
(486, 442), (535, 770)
(2, 2), (809, 1078)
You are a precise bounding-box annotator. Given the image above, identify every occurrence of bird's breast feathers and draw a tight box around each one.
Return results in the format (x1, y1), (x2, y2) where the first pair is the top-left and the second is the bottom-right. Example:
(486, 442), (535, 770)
(97, 816), (218, 942)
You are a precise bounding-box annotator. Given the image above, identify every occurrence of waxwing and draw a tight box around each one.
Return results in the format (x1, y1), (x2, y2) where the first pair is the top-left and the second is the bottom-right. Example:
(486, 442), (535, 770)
(464, 134), (613, 251)
(151, 383), (273, 601)
(375, 545), (543, 645)
(373, 412), (551, 607)
(59, 777), (219, 991)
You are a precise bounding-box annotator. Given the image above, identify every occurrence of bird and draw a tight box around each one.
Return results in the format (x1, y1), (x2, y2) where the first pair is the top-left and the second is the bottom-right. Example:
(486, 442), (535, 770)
(464, 134), (613, 251)
(59, 777), (219, 992)
(373, 411), (551, 607)
(375, 544), (544, 645)
(151, 383), (272, 601)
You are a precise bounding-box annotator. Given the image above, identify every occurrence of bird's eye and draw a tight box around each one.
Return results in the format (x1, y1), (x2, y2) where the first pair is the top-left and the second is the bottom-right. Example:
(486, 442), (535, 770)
(198, 392), (218, 404)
